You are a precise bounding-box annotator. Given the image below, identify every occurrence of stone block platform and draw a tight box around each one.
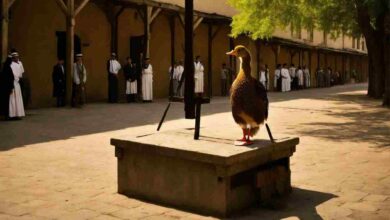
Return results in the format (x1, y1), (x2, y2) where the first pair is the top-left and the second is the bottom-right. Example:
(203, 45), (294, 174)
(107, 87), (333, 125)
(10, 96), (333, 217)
(110, 129), (299, 217)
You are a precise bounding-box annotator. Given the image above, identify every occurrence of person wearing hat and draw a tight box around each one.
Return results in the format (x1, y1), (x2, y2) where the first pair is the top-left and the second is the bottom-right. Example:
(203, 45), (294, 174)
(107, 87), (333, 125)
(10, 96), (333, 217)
(72, 53), (87, 107)
(107, 53), (121, 103)
(0, 54), (14, 119)
(8, 52), (25, 118)
(142, 57), (153, 102)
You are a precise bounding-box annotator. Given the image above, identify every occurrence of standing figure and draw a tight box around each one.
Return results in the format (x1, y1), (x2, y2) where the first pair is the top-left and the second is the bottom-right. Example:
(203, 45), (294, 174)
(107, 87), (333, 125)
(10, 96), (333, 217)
(303, 65), (311, 88)
(0, 55), (14, 119)
(194, 56), (204, 95)
(281, 64), (291, 92)
(72, 53), (87, 108)
(274, 64), (282, 92)
(52, 58), (66, 107)
(289, 64), (296, 90)
(124, 57), (137, 103)
(176, 60), (185, 97)
(142, 58), (153, 102)
(296, 66), (304, 90)
(326, 67), (332, 87)
(316, 68), (324, 88)
(169, 61), (178, 96)
(259, 65), (267, 89)
(221, 63), (229, 96)
(9, 52), (25, 119)
(107, 53), (122, 103)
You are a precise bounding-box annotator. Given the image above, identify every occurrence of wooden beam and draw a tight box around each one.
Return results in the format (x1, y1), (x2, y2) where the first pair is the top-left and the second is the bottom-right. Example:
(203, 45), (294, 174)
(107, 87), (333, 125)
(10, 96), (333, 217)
(207, 24), (212, 97)
(211, 25), (221, 40)
(65, 0), (75, 106)
(178, 13), (185, 27)
(193, 16), (203, 31)
(55, 0), (69, 15)
(144, 5), (151, 58)
(74, 0), (89, 16)
(1, 0), (9, 63)
(149, 7), (161, 24)
(169, 15), (175, 98)
(7, 0), (16, 9)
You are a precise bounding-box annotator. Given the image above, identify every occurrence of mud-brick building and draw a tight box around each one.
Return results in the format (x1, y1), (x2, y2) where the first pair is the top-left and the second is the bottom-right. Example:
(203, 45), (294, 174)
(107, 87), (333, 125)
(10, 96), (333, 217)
(0, 0), (368, 108)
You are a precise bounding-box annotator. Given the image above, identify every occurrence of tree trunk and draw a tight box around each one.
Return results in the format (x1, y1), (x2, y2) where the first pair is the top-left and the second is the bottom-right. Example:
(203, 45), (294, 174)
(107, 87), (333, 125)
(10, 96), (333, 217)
(382, 12), (390, 107)
(365, 39), (385, 98)
(356, 3), (385, 99)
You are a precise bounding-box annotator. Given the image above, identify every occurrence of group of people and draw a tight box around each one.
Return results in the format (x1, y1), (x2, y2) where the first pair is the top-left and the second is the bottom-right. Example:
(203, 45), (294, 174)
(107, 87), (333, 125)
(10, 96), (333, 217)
(315, 67), (342, 88)
(274, 64), (311, 92)
(52, 53), (155, 108)
(0, 51), (26, 120)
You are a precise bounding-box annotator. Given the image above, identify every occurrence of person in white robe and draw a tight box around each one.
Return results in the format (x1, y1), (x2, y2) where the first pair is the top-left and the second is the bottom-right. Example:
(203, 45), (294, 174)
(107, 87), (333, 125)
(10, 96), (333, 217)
(281, 64), (291, 92)
(296, 67), (304, 89)
(259, 68), (267, 89)
(303, 66), (311, 88)
(72, 53), (87, 107)
(274, 64), (281, 91)
(9, 52), (25, 118)
(142, 58), (153, 102)
(194, 56), (204, 94)
(175, 61), (184, 97)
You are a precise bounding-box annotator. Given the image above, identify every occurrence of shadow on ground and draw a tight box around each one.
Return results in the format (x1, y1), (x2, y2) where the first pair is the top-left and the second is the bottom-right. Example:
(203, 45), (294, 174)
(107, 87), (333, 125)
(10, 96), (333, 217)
(296, 93), (390, 148)
(0, 83), (382, 151)
(231, 187), (336, 220)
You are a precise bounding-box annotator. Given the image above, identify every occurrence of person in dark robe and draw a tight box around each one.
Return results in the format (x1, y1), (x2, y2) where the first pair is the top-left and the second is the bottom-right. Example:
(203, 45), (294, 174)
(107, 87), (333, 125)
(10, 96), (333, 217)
(123, 57), (137, 103)
(0, 55), (14, 120)
(276, 64), (282, 91)
(52, 58), (66, 107)
(107, 53), (121, 103)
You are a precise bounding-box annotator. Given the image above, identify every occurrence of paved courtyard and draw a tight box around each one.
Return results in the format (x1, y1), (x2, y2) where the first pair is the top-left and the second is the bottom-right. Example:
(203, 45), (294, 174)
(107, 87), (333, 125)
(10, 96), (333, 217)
(0, 83), (389, 220)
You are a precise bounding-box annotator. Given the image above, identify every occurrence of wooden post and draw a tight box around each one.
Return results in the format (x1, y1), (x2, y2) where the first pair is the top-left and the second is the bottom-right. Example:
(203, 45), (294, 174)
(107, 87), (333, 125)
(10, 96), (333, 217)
(65, 0), (75, 106)
(55, 0), (89, 106)
(184, 0), (195, 119)
(144, 6), (151, 58)
(207, 24), (212, 97)
(111, 7), (124, 54)
(169, 15), (175, 98)
(1, 0), (9, 63)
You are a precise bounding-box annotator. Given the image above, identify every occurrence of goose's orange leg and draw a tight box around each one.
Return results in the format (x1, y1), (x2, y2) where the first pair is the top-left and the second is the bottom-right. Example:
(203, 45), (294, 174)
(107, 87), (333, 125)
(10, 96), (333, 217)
(236, 128), (247, 142)
(245, 128), (253, 145)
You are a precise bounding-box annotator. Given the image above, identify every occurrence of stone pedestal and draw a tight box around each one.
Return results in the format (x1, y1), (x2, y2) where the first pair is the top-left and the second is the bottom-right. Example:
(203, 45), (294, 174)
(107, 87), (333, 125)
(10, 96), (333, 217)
(111, 129), (299, 217)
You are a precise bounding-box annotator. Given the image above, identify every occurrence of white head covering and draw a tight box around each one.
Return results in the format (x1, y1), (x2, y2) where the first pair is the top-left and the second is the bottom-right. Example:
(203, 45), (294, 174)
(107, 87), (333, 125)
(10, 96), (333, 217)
(11, 52), (19, 57)
(75, 53), (83, 57)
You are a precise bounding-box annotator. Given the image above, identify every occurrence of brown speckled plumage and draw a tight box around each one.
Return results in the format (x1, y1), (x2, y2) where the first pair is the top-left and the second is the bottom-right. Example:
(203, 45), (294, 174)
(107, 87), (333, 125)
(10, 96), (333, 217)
(229, 46), (268, 136)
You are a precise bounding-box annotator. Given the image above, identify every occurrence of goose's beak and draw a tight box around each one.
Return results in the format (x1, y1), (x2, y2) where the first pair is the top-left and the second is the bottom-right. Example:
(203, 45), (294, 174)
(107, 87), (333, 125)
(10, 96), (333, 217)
(226, 50), (237, 56)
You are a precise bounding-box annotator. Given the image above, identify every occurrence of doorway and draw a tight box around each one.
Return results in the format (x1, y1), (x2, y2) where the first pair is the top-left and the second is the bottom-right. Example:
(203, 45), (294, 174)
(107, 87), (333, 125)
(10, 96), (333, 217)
(56, 31), (82, 61)
(130, 36), (145, 95)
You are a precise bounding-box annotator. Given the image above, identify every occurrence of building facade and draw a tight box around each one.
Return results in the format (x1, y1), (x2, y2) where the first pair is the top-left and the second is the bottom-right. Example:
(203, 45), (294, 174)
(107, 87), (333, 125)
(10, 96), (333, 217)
(2, 0), (368, 108)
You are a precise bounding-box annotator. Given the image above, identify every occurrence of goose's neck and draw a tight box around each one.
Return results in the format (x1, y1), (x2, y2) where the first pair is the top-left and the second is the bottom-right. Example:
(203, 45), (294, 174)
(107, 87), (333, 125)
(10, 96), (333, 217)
(239, 56), (251, 77)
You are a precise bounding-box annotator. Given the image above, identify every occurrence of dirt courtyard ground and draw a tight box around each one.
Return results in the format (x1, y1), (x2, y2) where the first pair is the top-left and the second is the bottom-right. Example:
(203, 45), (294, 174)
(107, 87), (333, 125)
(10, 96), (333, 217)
(0, 83), (389, 220)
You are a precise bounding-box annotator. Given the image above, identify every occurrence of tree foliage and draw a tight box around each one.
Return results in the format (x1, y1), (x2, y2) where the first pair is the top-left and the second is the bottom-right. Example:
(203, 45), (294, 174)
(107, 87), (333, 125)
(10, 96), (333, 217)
(228, 0), (388, 40)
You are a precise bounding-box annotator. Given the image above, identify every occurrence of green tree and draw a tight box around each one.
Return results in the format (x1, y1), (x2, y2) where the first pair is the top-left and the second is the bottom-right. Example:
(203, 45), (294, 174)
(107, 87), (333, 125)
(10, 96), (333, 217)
(229, 0), (390, 107)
